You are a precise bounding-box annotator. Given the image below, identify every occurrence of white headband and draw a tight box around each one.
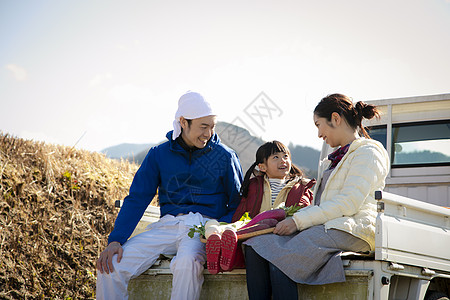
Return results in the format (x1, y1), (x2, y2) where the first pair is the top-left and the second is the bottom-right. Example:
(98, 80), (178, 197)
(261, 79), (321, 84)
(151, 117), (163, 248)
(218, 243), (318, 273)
(172, 91), (215, 140)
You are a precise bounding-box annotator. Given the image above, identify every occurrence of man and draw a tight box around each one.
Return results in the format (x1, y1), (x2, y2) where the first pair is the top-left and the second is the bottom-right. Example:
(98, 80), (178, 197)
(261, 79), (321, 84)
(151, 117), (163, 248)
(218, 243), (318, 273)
(96, 91), (243, 299)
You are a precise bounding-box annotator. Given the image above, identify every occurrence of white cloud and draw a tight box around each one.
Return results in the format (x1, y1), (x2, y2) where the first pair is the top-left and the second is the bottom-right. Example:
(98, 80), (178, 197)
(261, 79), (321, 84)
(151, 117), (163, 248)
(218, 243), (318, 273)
(89, 72), (112, 87)
(6, 64), (28, 81)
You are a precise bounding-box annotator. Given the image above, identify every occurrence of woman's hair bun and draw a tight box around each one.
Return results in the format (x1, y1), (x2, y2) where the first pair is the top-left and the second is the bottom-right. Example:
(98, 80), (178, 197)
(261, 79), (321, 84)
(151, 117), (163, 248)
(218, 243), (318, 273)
(355, 101), (377, 119)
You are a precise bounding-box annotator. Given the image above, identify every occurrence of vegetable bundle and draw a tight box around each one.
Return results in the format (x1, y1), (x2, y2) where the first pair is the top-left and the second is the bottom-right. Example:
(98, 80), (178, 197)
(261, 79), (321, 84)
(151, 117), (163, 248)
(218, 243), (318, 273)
(236, 203), (306, 236)
(188, 204), (306, 239)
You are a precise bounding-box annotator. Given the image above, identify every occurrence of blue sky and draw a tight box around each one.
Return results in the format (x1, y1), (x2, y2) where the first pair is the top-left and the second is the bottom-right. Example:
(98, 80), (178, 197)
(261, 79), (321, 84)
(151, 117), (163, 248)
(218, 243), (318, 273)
(1, 0), (449, 152)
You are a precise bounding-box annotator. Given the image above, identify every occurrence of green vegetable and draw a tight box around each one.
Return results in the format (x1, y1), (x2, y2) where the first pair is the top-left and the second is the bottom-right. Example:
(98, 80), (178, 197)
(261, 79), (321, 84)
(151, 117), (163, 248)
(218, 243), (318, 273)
(282, 203), (306, 217)
(188, 222), (206, 238)
(239, 212), (251, 222)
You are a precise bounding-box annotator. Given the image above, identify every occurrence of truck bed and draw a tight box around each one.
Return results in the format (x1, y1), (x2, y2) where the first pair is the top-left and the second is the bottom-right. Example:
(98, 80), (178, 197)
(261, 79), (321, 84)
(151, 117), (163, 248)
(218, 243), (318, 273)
(128, 255), (374, 300)
(125, 191), (450, 299)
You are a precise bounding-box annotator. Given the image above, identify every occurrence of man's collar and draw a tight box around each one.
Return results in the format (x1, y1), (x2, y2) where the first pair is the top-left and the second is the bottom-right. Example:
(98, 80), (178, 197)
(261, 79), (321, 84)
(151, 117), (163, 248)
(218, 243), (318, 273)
(176, 136), (199, 152)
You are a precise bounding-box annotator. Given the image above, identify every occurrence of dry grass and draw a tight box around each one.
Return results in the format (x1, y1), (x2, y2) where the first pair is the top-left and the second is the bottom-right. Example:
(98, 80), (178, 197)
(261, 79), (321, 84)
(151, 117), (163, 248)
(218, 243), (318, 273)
(0, 132), (140, 299)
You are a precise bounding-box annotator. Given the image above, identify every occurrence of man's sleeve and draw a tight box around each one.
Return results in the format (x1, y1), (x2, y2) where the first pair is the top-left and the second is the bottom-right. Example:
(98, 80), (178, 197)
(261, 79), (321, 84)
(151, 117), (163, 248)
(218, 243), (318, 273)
(107, 148), (160, 245)
(218, 151), (243, 223)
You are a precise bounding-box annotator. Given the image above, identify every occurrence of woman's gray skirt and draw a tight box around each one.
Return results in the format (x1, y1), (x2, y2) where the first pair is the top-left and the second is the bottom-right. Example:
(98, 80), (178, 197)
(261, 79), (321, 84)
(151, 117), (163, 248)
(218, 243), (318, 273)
(243, 225), (370, 285)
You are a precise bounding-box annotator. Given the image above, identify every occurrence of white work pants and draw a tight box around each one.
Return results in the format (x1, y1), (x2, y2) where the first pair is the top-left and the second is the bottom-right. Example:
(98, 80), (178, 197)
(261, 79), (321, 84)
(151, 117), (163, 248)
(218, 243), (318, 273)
(96, 212), (208, 300)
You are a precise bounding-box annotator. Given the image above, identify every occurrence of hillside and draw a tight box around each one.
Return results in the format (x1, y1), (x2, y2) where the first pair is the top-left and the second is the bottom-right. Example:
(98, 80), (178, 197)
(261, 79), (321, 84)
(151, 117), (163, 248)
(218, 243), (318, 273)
(0, 133), (141, 299)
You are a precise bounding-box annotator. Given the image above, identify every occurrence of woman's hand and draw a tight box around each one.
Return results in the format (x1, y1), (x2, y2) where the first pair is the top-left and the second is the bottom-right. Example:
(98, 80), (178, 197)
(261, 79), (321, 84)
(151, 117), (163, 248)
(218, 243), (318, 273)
(273, 218), (298, 236)
(97, 241), (123, 274)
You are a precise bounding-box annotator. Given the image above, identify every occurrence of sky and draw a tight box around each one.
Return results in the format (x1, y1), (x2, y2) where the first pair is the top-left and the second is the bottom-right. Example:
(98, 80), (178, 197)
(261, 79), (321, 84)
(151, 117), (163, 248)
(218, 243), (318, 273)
(1, 0), (450, 153)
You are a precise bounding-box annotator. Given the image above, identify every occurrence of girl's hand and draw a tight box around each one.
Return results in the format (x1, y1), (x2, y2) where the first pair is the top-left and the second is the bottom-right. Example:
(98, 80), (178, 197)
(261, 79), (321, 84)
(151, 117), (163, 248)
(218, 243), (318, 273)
(273, 218), (298, 236)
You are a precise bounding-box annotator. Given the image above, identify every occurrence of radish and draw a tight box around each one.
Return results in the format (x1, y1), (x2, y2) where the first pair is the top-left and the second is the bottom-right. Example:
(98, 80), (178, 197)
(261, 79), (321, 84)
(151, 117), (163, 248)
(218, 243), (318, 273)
(256, 218), (279, 227)
(205, 225), (220, 239)
(239, 209), (286, 230)
(205, 219), (220, 229)
(237, 223), (271, 236)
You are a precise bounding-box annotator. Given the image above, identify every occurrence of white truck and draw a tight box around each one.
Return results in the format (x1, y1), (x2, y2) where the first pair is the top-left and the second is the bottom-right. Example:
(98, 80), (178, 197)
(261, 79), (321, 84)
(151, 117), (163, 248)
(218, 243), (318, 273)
(124, 93), (450, 299)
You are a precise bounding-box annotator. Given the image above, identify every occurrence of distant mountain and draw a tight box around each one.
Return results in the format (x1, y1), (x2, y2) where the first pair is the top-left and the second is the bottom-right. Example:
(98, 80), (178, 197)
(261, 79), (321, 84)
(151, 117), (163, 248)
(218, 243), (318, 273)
(394, 150), (450, 165)
(133, 144), (157, 164)
(116, 122), (266, 171)
(101, 143), (154, 160)
(288, 143), (320, 178)
(101, 122), (320, 178)
(215, 122), (320, 178)
(215, 121), (265, 173)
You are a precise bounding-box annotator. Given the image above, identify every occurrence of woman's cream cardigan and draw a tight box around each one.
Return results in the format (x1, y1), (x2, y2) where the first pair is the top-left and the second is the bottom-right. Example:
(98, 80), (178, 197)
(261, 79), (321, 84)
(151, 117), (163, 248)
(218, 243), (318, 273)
(292, 138), (390, 250)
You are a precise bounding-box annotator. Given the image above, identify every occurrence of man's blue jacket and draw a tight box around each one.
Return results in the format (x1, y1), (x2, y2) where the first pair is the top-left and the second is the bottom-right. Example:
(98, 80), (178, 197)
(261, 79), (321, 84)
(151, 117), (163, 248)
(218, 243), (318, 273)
(108, 131), (243, 245)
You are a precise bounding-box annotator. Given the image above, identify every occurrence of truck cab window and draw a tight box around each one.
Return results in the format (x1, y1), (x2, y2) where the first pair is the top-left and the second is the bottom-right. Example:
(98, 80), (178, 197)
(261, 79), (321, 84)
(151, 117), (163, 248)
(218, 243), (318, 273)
(392, 120), (450, 167)
(367, 126), (387, 150)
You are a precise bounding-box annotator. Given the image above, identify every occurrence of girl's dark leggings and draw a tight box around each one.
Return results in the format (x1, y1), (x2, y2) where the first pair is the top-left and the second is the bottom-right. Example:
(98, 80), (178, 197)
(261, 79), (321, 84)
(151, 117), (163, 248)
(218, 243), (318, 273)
(244, 245), (298, 300)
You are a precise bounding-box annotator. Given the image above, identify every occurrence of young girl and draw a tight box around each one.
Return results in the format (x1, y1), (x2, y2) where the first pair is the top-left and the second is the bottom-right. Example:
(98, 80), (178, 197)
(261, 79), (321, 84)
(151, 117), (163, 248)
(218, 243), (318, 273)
(205, 140), (315, 274)
(244, 94), (390, 299)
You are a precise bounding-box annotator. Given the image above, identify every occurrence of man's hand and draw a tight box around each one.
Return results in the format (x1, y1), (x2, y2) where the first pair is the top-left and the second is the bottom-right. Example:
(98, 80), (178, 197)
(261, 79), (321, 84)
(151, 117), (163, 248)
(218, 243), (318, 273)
(273, 218), (298, 236)
(97, 241), (123, 274)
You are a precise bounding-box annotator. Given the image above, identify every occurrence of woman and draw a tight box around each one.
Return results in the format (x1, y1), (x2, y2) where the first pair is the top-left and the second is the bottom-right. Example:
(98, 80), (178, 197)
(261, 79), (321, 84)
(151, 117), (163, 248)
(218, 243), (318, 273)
(243, 94), (390, 299)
